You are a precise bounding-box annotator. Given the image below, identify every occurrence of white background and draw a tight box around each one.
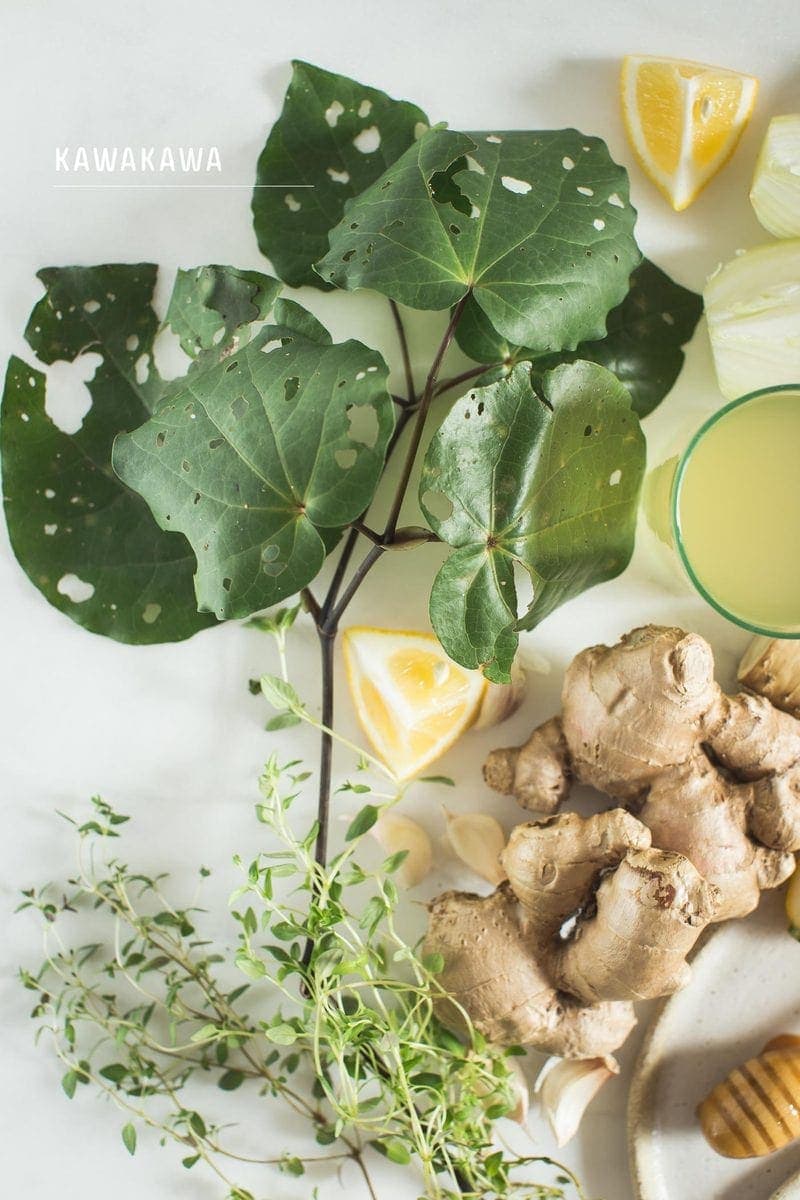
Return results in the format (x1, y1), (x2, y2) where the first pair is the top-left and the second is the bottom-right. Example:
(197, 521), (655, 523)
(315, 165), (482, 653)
(1, 1), (799, 1198)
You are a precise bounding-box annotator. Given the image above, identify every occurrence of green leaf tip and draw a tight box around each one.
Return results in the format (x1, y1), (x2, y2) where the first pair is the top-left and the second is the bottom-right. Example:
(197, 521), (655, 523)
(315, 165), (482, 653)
(253, 60), (429, 288)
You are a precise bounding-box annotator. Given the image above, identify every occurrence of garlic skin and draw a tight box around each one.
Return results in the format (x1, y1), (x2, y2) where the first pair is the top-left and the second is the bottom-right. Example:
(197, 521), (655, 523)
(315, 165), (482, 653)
(444, 810), (507, 885)
(371, 812), (433, 887)
(534, 1055), (618, 1147)
(507, 1058), (530, 1125)
(472, 662), (527, 730)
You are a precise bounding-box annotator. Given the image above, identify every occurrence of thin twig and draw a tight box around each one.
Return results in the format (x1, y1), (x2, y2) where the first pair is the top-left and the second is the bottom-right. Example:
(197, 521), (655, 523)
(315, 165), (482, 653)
(433, 362), (493, 397)
(353, 1148), (381, 1200)
(389, 299), (416, 405)
(326, 542), (384, 630)
(351, 519), (383, 545)
(384, 295), (470, 540)
(319, 403), (416, 624)
(310, 630), (336, 871)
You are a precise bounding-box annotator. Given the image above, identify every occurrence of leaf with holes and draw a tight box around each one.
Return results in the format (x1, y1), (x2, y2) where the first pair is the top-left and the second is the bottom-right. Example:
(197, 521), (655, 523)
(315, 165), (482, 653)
(317, 127), (640, 351)
(454, 259), (703, 418)
(421, 361), (646, 682)
(1, 264), (281, 643)
(253, 60), (429, 288)
(165, 264), (282, 359)
(112, 321), (395, 620)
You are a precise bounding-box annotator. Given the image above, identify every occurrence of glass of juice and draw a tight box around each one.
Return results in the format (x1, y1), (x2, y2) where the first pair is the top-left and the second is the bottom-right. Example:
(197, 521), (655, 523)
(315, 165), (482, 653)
(671, 384), (800, 636)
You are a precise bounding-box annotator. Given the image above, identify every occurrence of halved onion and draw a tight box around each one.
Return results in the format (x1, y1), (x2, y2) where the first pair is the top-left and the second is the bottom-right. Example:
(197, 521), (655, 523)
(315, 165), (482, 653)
(704, 240), (800, 399)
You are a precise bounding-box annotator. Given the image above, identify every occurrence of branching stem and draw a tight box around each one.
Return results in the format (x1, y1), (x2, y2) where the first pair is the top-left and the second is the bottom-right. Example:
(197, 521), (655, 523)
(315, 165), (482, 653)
(304, 295), (470, 904)
(434, 362), (494, 397)
(384, 294), (469, 541)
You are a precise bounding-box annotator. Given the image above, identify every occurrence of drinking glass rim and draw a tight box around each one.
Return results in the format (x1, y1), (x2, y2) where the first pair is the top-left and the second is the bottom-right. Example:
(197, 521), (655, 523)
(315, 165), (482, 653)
(670, 382), (800, 640)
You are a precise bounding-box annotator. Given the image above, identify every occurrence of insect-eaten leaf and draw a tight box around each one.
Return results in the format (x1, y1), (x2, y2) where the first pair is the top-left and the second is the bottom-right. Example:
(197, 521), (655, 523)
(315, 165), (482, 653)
(317, 127), (640, 352)
(165, 264), (281, 359)
(420, 361), (646, 682)
(253, 60), (429, 288)
(1, 264), (281, 643)
(113, 316), (395, 621)
(454, 259), (703, 418)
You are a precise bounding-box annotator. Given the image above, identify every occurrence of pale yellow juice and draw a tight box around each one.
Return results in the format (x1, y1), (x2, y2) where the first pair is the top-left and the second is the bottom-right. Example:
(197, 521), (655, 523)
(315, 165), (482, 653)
(674, 388), (800, 634)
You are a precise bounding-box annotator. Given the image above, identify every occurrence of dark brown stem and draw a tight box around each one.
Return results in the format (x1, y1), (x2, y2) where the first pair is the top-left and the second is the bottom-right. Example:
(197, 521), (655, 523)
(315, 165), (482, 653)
(311, 628), (336, 871)
(323, 526), (360, 619)
(326, 542), (384, 631)
(434, 362), (494, 397)
(351, 519), (383, 545)
(383, 295), (470, 541)
(319, 403), (415, 625)
(389, 299), (416, 405)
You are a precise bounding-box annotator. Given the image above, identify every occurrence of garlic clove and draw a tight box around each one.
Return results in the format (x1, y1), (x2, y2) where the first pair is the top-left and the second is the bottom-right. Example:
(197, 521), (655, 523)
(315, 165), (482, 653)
(371, 812), (433, 888)
(534, 1055), (618, 1147)
(508, 1058), (530, 1125)
(472, 661), (527, 730)
(444, 809), (507, 885)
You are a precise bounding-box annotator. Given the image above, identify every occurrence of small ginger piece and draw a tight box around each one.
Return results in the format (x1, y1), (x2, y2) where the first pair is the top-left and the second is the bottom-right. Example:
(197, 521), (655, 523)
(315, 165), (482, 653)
(739, 636), (800, 719)
(699, 1036), (800, 1157)
(484, 716), (570, 813)
(706, 691), (800, 780)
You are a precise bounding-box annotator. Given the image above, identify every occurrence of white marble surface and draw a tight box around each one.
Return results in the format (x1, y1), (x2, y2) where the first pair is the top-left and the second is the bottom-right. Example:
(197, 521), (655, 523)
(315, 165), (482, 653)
(1, 2), (798, 1197)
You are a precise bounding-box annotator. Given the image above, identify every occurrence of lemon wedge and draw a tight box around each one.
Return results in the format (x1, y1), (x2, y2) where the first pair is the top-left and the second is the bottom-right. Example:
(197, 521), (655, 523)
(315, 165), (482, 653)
(621, 54), (758, 211)
(343, 627), (487, 780)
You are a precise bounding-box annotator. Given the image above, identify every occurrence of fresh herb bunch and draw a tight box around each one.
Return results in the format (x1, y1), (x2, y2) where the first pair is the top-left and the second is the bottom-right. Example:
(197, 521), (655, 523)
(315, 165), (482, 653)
(19, 762), (583, 1200)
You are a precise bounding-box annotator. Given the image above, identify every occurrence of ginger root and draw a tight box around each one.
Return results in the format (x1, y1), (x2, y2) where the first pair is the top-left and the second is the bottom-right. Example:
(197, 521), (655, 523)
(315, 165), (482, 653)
(739, 635), (800, 719)
(425, 879), (638, 1058)
(425, 625), (800, 1060)
(485, 625), (800, 918)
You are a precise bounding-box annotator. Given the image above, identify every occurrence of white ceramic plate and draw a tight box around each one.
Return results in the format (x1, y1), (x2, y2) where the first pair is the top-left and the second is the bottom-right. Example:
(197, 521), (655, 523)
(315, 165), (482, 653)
(629, 890), (800, 1200)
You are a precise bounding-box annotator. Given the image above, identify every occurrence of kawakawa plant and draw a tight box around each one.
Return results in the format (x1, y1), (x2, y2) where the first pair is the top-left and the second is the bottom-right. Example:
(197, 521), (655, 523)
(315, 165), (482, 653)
(4, 59), (704, 1197)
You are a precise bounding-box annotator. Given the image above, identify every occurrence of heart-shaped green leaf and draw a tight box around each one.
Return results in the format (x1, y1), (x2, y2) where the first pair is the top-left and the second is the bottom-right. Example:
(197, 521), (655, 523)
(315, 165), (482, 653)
(454, 259), (703, 418)
(113, 322), (395, 620)
(421, 361), (646, 682)
(1, 264), (281, 643)
(253, 60), (429, 288)
(317, 127), (639, 352)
